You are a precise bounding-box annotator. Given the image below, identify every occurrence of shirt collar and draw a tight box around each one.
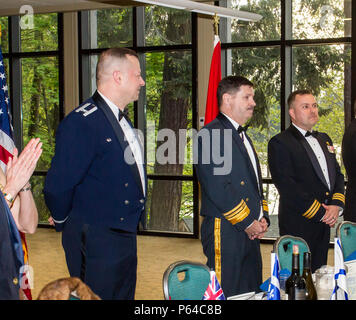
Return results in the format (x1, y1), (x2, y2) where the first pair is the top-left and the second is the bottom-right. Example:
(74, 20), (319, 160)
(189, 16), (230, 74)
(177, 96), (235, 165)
(292, 122), (309, 137)
(97, 90), (120, 120)
(221, 112), (243, 131)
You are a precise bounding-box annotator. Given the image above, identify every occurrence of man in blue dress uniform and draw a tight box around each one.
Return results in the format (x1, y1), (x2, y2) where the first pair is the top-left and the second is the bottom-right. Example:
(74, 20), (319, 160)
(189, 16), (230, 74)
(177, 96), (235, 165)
(195, 76), (269, 297)
(44, 48), (146, 300)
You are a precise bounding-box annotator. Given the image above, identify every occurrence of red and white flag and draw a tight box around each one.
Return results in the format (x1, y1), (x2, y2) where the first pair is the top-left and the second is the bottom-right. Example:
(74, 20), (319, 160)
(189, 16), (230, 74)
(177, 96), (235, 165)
(204, 35), (221, 126)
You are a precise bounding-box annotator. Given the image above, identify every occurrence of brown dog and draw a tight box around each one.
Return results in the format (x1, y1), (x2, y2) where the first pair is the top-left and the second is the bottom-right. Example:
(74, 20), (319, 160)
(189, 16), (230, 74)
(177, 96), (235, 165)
(37, 277), (101, 300)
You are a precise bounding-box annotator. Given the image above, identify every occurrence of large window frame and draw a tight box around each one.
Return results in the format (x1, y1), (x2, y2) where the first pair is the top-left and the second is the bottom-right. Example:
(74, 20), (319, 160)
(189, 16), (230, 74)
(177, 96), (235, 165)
(2, 14), (64, 227)
(219, 0), (356, 242)
(78, 7), (199, 239)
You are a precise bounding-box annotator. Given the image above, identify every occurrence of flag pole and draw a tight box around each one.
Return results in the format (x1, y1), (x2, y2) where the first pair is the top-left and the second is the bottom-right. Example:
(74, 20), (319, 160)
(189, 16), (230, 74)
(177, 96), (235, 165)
(213, 13), (219, 36)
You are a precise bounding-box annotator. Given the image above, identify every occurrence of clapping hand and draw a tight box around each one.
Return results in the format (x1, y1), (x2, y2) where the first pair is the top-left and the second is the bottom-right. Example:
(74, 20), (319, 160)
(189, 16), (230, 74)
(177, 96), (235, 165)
(5, 138), (42, 196)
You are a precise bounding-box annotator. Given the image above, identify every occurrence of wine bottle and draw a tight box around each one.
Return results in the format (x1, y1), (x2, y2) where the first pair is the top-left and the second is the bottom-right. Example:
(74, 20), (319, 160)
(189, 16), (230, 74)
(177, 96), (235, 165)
(302, 252), (317, 300)
(285, 245), (306, 300)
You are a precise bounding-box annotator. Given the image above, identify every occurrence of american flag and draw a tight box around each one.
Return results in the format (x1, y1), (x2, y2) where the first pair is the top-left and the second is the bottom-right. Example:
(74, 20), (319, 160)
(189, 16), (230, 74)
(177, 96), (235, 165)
(0, 44), (32, 300)
(0, 45), (14, 171)
(202, 270), (226, 300)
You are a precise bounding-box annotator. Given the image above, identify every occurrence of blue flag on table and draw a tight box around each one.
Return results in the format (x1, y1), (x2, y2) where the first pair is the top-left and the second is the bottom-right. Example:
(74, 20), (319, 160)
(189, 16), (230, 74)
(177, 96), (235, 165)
(331, 238), (348, 300)
(267, 252), (280, 300)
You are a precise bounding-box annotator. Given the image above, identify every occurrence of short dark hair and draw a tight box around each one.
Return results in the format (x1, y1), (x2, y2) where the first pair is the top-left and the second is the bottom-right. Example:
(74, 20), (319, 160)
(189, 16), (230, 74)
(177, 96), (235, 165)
(287, 89), (314, 109)
(96, 47), (138, 84)
(217, 76), (254, 107)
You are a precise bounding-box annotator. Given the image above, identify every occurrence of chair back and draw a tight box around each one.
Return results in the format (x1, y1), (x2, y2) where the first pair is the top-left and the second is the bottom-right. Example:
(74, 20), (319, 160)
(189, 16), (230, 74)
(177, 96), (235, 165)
(162, 260), (211, 300)
(273, 235), (310, 275)
(337, 221), (356, 261)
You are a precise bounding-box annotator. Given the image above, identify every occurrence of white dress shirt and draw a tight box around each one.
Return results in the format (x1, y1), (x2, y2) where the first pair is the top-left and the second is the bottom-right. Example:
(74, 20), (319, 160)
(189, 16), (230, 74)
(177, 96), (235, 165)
(98, 91), (146, 196)
(292, 123), (330, 189)
(292, 123), (342, 217)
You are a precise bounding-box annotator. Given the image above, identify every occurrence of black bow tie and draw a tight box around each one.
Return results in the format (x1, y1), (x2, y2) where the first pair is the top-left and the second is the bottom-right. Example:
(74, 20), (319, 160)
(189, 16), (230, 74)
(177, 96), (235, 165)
(237, 125), (249, 134)
(119, 108), (130, 121)
(305, 130), (318, 138)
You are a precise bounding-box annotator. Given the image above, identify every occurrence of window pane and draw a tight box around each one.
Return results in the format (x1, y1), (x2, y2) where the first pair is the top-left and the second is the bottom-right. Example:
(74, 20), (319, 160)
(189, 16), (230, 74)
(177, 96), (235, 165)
(223, 0), (281, 42)
(145, 51), (193, 176)
(144, 6), (191, 46)
(0, 17), (9, 53)
(226, 46), (281, 178)
(31, 175), (51, 223)
(21, 57), (59, 171)
(84, 9), (133, 49)
(83, 54), (98, 99)
(263, 183), (279, 239)
(143, 179), (194, 233)
(292, 44), (351, 173)
(293, 0), (352, 39)
(20, 13), (58, 52)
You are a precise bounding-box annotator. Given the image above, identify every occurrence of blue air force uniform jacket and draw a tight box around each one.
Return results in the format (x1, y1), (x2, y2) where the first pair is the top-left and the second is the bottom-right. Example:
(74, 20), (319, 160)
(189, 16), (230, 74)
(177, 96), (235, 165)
(44, 91), (147, 233)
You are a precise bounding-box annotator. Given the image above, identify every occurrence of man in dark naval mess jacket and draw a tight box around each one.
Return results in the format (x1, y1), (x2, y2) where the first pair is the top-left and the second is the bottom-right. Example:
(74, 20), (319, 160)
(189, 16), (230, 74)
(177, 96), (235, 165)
(268, 90), (345, 272)
(195, 76), (269, 298)
(44, 48), (147, 300)
(342, 117), (356, 222)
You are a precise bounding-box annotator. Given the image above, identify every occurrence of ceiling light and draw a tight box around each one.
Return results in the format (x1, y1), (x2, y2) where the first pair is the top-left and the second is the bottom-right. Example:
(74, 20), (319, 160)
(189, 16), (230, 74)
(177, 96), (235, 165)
(133, 0), (262, 22)
(134, 0), (186, 10)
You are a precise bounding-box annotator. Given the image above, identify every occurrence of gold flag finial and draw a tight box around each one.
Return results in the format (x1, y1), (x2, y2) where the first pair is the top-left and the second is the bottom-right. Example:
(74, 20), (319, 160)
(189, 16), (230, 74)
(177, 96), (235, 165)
(213, 13), (220, 36)
(0, 24), (2, 38)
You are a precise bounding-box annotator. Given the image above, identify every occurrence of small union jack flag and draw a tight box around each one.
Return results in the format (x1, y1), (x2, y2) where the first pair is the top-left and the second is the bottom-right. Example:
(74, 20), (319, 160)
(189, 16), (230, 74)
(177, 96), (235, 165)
(202, 270), (226, 300)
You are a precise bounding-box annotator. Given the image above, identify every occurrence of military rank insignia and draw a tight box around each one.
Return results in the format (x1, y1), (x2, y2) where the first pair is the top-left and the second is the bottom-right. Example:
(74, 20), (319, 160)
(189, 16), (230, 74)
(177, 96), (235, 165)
(76, 103), (98, 117)
(326, 141), (335, 154)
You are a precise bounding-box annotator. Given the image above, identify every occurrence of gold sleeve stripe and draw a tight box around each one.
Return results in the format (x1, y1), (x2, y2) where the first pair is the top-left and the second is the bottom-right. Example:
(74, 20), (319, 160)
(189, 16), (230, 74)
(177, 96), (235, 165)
(223, 199), (250, 225)
(307, 202), (320, 219)
(223, 200), (245, 217)
(332, 193), (345, 203)
(302, 200), (318, 218)
(224, 200), (245, 219)
(263, 200), (269, 212)
(302, 200), (321, 219)
(303, 200), (319, 219)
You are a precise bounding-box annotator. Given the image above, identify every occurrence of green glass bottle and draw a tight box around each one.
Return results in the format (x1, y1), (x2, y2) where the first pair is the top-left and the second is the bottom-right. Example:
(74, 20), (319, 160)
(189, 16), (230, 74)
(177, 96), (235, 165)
(302, 252), (317, 300)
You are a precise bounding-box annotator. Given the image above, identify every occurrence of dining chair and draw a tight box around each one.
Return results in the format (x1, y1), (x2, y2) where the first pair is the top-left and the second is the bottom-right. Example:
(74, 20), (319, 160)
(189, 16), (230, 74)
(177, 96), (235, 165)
(273, 235), (310, 275)
(336, 221), (356, 261)
(162, 260), (211, 300)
